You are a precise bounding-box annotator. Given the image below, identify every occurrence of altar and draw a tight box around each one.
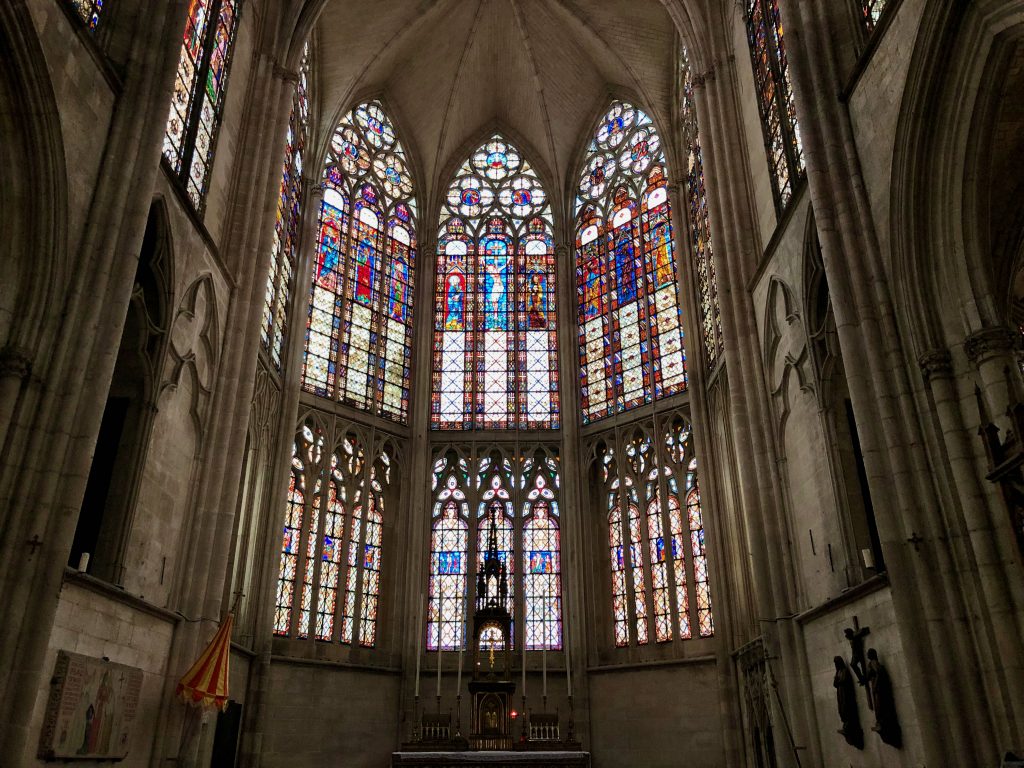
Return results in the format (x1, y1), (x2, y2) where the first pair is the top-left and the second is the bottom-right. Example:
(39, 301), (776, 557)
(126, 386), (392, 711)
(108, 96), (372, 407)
(391, 751), (590, 767)
(397, 510), (586, 767)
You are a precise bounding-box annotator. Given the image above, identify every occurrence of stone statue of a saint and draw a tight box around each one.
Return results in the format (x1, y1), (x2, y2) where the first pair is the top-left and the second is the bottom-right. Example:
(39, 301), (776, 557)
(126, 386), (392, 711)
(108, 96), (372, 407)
(865, 648), (902, 748)
(832, 656), (864, 749)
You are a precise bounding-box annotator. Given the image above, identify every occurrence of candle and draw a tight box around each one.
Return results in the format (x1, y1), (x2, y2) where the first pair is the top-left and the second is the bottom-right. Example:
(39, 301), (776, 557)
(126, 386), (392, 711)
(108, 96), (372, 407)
(414, 592), (423, 698)
(522, 633), (527, 696)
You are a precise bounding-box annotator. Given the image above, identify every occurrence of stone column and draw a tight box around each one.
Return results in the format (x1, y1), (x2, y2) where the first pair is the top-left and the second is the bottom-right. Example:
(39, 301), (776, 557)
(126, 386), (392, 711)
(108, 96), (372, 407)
(0, 0), (189, 759)
(779, 0), (1009, 761)
(554, 239), (592, 745)
(153, 25), (301, 766)
(690, 41), (821, 766)
(239, 177), (323, 766)
(667, 170), (745, 765)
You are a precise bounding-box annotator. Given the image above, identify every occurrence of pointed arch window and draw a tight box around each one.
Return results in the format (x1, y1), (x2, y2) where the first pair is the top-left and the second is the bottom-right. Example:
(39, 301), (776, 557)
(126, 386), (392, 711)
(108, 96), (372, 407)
(600, 420), (714, 647)
(433, 135), (560, 430)
(69, 0), (103, 30)
(302, 102), (417, 423)
(163, 0), (244, 212)
(745, 0), (804, 212)
(262, 45), (311, 369)
(273, 422), (391, 647)
(680, 47), (725, 369)
(576, 102), (688, 425)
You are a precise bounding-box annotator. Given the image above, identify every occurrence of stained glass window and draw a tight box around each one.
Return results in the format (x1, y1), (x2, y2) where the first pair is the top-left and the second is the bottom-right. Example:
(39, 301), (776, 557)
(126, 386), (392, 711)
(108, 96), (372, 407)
(862, 0), (888, 34)
(432, 135), (559, 430)
(69, 0), (103, 30)
(162, 0), (243, 213)
(426, 451), (562, 651)
(273, 425), (390, 647)
(746, 0), (804, 212)
(523, 463), (562, 650)
(428, 457), (470, 651)
(301, 102), (417, 423)
(599, 420), (714, 646)
(262, 45), (311, 369)
(575, 102), (688, 425)
(680, 46), (724, 370)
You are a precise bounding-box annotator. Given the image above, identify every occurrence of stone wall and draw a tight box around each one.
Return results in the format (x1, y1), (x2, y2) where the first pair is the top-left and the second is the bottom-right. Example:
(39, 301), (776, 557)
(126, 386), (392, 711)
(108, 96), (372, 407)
(799, 584), (922, 767)
(26, 577), (177, 768)
(259, 661), (402, 768)
(587, 661), (724, 768)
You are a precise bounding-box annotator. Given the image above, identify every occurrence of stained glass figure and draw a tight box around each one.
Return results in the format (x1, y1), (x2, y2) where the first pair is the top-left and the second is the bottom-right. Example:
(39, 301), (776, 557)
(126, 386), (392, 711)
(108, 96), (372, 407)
(576, 103), (687, 425)
(300, 102), (417, 423)
(746, 0), (805, 212)
(274, 439), (305, 635)
(162, 0), (243, 213)
(429, 466), (470, 651)
(273, 427), (389, 648)
(262, 45), (310, 369)
(680, 46), (725, 369)
(69, 0), (103, 29)
(432, 136), (559, 430)
(862, 0), (888, 33)
(687, 457), (714, 637)
(523, 470), (562, 650)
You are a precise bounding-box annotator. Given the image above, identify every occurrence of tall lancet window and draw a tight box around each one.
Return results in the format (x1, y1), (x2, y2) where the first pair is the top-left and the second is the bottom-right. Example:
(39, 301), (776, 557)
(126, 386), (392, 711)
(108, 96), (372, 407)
(429, 454), (471, 651)
(522, 454), (562, 650)
(576, 102), (688, 424)
(599, 419), (714, 647)
(432, 135), (559, 430)
(746, 0), (804, 212)
(262, 45), (311, 369)
(273, 421), (391, 647)
(680, 47), (724, 369)
(163, 0), (244, 212)
(301, 102), (417, 423)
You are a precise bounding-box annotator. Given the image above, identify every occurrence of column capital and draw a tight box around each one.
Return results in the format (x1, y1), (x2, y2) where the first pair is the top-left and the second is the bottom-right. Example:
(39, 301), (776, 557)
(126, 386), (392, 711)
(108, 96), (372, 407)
(0, 346), (32, 380)
(964, 326), (1020, 368)
(917, 349), (953, 383)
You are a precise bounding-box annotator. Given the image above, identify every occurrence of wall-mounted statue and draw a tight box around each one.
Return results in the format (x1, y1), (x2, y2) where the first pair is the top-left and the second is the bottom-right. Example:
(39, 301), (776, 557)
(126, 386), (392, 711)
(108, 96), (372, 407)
(833, 656), (864, 749)
(866, 648), (902, 748)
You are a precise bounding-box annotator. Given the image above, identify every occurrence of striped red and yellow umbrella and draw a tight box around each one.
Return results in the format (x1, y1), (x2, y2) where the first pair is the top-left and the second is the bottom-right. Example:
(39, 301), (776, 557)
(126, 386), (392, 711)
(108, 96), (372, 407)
(176, 613), (233, 712)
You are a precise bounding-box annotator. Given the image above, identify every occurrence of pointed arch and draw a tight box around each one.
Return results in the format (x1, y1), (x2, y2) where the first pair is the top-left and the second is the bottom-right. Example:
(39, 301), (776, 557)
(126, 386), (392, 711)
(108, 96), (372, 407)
(574, 101), (688, 424)
(301, 100), (418, 423)
(432, 134), (560, 430)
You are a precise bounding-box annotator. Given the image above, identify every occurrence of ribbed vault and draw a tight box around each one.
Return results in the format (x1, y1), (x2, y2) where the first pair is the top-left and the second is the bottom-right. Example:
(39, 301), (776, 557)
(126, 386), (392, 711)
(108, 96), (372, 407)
(314, 0), (680, 208)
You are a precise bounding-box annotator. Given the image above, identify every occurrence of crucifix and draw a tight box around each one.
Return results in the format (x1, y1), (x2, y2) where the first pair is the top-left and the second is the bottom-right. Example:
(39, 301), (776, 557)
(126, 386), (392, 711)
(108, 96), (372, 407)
(26, 534), (42, 555)
(843, 616), (872, 709)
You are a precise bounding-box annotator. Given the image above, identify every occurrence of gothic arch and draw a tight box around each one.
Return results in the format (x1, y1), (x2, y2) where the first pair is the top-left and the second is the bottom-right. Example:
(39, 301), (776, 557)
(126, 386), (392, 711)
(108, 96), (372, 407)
(0, 5), (67, 361)
(891, 0), (1024, 353)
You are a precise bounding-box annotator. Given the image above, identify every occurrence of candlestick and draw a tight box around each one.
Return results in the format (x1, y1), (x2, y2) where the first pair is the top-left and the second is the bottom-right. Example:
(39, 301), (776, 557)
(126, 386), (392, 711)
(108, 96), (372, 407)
(542, 643), (547, 700)
(414, 593), (423, 698)
(565, 634), (572, 696)
(436, 641), (442, 699)
(457, 642), (463, 691)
